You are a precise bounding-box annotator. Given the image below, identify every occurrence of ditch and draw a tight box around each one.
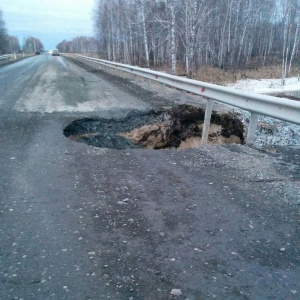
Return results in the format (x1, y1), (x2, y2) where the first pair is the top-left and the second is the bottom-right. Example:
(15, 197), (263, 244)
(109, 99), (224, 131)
(63, 105), (244, 150)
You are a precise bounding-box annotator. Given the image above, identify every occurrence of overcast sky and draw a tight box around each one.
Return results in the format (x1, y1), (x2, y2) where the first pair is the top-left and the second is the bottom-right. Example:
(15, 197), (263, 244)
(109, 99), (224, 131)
(0, 0), (95, 50)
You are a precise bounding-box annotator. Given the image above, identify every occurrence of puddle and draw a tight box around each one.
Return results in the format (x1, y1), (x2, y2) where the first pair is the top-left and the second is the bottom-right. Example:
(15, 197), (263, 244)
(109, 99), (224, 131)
(63, 105), (244, 149)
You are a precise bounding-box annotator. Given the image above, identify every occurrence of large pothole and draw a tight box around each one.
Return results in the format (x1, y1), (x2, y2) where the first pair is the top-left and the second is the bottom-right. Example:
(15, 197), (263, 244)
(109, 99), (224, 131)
(63, 105), (244, 149)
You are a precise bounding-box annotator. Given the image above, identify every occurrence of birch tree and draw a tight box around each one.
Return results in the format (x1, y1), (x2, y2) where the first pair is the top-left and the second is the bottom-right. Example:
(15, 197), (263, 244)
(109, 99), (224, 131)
(280, 0), (294, 85)
(140, 0), (150, 68)
(7, 36), (21, 53)
(22, 36), (44, 53)
(93, 0), (300, 77)
(288, 0), (300, 74)
(56, 37), (98, 53)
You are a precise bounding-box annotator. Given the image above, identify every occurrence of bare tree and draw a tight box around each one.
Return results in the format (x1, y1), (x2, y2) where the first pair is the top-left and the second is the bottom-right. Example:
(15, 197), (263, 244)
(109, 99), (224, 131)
(57, 37), (98, 53)
(93, 0), (300, 78)
(7, 36), (21, 53)
(0, 10), (9, 54)
(22, 36), (44, 53)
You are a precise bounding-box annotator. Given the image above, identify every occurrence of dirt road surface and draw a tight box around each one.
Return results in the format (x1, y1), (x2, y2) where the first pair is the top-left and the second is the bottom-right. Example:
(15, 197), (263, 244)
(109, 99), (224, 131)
(0, 54), (299, 300)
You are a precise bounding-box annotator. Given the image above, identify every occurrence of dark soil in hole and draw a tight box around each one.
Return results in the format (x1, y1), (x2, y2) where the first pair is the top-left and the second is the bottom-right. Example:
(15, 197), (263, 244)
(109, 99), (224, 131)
(63, 105), (244, 149)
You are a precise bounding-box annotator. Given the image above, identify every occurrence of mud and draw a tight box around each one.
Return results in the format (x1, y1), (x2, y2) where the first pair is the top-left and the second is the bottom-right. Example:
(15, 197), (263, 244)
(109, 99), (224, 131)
(63, 105), (244, 149)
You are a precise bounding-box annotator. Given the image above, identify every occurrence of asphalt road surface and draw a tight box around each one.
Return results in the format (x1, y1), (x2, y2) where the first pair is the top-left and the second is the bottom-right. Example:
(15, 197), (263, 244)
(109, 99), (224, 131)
(0, 54), (299, 300)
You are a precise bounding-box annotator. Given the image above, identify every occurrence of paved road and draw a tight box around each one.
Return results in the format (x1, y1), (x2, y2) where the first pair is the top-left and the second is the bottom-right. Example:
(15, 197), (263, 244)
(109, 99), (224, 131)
(0, 54), (299, 300)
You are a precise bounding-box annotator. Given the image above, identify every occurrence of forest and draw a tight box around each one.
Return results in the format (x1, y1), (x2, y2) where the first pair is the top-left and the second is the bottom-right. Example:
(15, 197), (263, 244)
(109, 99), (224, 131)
(0, 10), (44, 54)
(92, 0), (300, 83)
(56, 36), (98, 53)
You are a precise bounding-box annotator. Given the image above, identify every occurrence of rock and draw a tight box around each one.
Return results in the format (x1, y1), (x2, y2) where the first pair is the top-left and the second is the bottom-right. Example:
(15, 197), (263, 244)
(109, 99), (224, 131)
(170, 289), (182, 296)
(117, 201), (127, 205)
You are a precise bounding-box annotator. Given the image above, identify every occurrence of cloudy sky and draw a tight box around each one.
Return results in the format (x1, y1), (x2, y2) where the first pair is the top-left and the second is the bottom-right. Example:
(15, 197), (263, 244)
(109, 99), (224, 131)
(0, 0), (95, 50)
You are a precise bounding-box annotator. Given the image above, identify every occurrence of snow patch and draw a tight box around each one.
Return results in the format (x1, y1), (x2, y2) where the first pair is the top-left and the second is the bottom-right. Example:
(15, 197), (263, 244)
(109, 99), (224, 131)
(227, 76), (300, 94)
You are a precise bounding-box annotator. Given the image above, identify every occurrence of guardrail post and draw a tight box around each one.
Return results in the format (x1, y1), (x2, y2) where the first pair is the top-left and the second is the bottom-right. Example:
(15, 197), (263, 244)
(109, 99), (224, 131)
(246, 112), (259, 144)
(73, 55), (300, 127)
(201, 99), (214, 145)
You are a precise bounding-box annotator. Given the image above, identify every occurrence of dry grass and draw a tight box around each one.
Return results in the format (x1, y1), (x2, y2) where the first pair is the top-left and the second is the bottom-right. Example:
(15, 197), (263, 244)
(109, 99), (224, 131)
(201, 65), (299, 85)
(155, 63), (299, 85)
(73, 53), (300, 85)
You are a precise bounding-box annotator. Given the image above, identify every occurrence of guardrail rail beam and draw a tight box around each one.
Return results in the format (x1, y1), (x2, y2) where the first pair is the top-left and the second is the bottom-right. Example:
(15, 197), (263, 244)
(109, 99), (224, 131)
(74, 54), (300, 145)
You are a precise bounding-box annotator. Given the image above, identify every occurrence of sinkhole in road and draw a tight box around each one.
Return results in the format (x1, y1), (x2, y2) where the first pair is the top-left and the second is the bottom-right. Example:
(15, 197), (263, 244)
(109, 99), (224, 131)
(63, 105), (244, 150)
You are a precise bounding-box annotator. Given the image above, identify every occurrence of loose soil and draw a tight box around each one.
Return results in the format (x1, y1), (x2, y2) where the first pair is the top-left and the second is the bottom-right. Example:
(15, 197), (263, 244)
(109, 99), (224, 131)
(64, 105), (244, 149)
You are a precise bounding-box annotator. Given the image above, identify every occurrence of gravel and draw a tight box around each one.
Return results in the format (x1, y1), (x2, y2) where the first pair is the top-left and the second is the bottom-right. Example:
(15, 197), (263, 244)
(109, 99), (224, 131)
(237, 110), (300, 147)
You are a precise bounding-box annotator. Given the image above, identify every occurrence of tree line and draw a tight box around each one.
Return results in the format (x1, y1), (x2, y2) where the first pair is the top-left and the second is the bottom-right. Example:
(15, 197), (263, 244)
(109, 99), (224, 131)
(0, 10), (44, 54)
(56, 36), (98, 53)
(93, 0), (300, 82)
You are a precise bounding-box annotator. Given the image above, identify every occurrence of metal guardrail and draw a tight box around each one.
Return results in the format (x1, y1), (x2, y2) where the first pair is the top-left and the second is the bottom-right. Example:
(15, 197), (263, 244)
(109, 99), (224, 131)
(75, 54), (300, 145)
(0, 54), (11, 62)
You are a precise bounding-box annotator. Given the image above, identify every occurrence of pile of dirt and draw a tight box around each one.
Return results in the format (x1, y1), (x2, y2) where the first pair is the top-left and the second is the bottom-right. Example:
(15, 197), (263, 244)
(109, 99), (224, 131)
(63, 105), (244, 149)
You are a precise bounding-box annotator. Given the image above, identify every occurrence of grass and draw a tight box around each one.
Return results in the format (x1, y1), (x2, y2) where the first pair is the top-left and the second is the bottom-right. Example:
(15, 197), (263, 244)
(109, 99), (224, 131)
(73, 53), (300, 85)
(156, 64), (300, 85)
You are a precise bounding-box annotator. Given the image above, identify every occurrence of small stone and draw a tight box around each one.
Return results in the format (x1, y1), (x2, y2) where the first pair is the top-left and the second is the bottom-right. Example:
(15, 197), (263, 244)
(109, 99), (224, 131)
(170, 289), (182, 296)
(280, 248), (286, 252)
(88, 251), (96, 256)
(117, 201), (127, 205)
(103, 265), (109, 268)
(159, 232), (165, 237)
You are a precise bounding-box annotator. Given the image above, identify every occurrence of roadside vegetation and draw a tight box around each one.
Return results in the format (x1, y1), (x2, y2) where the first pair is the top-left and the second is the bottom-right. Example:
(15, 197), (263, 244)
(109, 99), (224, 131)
(93, 0), (300, 82)
(57, 1), (300, 86)
(0, 9), (44, 55)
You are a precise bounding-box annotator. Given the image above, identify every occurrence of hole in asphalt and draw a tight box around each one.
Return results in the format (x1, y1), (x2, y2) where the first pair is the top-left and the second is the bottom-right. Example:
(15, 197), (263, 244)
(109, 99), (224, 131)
(63, 105), (244, 149)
